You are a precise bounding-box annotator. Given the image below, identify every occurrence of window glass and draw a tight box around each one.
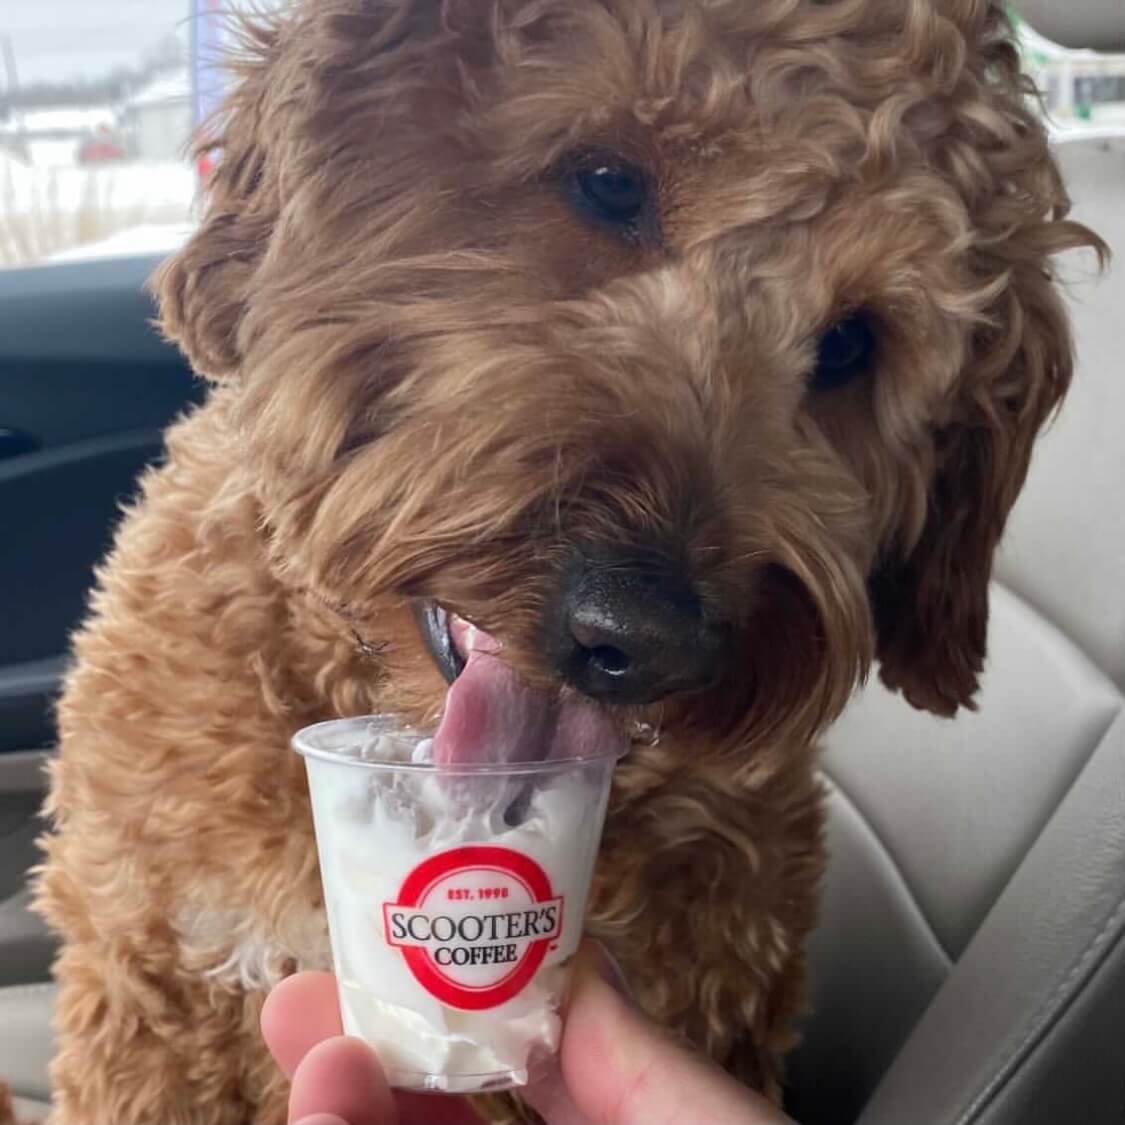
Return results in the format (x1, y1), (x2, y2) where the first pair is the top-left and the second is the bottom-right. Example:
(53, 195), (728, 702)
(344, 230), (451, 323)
(1014, 12), (1125, 136)
(0, 1), (236, 269)
(1, 4), (1122, 270)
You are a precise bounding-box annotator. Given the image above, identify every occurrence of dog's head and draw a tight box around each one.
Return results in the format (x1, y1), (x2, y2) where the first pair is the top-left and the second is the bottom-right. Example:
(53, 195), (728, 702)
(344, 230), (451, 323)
(158, 0), (1101, 760)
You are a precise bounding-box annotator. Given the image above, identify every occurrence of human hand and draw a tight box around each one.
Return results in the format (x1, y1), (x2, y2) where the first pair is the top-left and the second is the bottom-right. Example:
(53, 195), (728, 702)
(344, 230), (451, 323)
(261, 942), (795, 1125)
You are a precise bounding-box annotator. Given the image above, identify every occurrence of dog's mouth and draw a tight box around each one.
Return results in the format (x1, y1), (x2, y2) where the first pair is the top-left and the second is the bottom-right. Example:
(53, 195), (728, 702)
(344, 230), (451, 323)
(415, 602), (467, 684)
(413, 601), (625, 767)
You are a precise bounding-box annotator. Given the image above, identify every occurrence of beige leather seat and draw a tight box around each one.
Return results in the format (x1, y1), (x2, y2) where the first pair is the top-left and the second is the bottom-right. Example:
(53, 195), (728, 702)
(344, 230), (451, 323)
(1, 8), (1122, 1123)
(787, 126), (1125, 1125)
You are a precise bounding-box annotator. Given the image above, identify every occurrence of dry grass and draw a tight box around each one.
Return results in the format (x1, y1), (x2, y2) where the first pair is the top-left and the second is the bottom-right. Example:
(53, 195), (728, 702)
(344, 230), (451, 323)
(0, 157), (190, 268)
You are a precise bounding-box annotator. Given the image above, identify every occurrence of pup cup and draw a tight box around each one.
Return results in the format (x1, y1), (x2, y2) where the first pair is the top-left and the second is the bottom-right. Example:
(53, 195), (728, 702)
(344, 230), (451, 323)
(294, 714), (623, 1093)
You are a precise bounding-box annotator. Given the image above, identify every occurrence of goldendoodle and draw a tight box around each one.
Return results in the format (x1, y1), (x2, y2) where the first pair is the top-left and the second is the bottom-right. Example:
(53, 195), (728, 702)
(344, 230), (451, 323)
(34, 1), (1101, 1121)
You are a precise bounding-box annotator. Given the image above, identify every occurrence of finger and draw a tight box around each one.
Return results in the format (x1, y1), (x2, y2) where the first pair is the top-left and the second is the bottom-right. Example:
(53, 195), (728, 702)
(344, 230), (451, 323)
(541, 946), (794, 1125)
(522, 1061), (593, 1125)
(522, 944), (612, 1125)
(261, 972), (344, 1080)
(261, 973), (479, 1124)
(289, 1036), (398, 1125)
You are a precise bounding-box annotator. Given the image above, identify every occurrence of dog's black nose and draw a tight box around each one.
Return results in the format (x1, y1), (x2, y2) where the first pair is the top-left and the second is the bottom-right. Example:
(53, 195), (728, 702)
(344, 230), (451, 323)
(547, 557), (726, 704)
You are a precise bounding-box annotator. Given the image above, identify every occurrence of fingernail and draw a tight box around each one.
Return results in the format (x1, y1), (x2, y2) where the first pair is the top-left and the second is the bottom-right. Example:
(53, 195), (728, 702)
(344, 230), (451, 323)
(294, 1115), (350, 1125)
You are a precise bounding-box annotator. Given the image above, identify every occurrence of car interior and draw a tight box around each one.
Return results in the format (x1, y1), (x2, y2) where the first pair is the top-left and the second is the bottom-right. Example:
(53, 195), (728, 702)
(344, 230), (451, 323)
(0, 3), (1122, 1123)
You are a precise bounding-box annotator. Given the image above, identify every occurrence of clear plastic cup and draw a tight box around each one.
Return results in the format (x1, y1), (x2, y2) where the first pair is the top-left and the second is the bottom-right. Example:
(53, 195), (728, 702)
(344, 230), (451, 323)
(293, 715), (623, 1094)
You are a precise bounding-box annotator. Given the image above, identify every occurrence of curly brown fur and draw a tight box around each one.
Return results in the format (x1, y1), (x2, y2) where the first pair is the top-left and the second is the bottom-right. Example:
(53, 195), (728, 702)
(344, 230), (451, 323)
(34, 1), (1103, 1122)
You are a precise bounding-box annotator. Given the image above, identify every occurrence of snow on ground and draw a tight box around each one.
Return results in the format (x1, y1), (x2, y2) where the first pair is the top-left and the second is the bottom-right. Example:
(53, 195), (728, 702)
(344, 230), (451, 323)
(46, 223), (194, 263)
(1, 152), (197, 218)
(1, 150), (198, 268)
(24, 140), (84, 168)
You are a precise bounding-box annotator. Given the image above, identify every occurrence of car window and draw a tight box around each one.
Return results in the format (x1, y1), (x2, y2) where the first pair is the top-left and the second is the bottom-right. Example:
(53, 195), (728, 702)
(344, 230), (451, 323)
(1013, 11), (1125, 137)
(1, 5), (1122, 271)
(0, 1), (237, 270)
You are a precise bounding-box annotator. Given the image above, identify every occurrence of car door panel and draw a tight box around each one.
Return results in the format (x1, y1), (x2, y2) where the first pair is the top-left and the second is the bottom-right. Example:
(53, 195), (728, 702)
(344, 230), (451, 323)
(0, 255), (201, 754)
(1, 253), (197, 986)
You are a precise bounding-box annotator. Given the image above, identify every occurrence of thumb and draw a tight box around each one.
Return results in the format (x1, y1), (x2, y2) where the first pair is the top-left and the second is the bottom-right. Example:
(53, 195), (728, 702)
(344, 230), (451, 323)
(288, 1036), (398, 1125)
(530, 943), (794, 1125)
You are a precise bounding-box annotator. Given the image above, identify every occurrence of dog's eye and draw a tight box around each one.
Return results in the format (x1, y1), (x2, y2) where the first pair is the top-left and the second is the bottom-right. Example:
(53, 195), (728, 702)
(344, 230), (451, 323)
(572, 161), (647, 226)
(811, 313), (876, 391)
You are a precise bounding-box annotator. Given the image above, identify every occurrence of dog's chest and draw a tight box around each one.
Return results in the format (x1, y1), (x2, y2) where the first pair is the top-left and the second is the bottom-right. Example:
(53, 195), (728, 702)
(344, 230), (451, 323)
(175, 900), (332, 993)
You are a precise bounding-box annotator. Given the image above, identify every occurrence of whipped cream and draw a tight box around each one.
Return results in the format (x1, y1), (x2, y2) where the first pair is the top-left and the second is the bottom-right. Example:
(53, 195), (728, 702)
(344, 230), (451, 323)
(301, 720), (615, 1093)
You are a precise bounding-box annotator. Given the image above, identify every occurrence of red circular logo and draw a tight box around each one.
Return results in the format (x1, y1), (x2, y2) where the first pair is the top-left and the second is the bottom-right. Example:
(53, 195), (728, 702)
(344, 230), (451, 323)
(382, 845), (564, 1010)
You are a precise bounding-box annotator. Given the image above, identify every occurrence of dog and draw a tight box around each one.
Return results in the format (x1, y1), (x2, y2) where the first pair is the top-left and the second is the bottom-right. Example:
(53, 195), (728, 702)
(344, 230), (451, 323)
(33, 1), (1102, 1122)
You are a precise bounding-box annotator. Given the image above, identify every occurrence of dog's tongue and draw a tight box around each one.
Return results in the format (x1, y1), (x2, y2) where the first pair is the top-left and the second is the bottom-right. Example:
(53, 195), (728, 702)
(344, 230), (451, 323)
(433, 620), (618, 767)
(433, 648), (553, 766)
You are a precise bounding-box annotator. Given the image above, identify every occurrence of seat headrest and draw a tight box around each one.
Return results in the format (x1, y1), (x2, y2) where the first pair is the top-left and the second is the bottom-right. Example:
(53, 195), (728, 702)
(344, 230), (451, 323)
(1015, 0), (1125, 52)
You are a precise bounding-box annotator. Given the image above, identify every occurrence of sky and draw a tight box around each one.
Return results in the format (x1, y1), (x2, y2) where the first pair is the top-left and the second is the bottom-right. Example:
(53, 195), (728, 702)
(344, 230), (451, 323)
(0, 1), (1091, 90)
(3, 0), (199, 86)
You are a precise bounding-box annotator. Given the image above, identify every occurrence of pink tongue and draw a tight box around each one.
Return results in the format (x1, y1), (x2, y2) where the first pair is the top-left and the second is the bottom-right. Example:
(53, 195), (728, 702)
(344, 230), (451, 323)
(432, 647), (622, 768)
(433, 650), (555, 767)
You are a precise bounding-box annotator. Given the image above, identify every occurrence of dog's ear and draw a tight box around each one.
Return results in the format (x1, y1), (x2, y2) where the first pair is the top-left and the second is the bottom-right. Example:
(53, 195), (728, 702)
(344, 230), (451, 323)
(870, 279), (1069, 717)
(154, 2), (435, 381)
(870, 6), (1106, 717)
(152, 20), (280, 382)
(871, 201), (1104, 717)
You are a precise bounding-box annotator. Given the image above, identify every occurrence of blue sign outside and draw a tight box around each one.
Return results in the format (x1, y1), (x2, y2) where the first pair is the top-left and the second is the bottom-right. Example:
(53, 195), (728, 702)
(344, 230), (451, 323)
(190, 0), (226, 130)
